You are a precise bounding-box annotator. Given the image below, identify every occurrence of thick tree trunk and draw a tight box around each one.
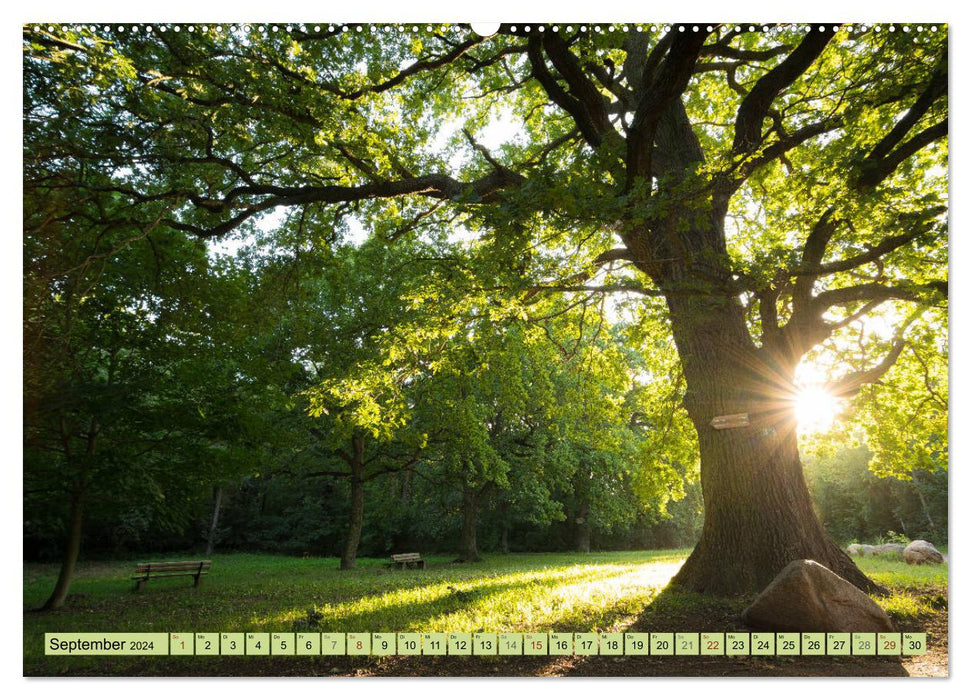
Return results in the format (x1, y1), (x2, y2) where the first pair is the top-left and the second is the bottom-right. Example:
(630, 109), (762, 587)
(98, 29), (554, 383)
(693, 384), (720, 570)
(671, 415), (877, 595)
(340, 436), (365, 570)
(204, 484), (223, 557)
(458, 482), (481, 562)
(662, 290), (882, 595)
(576, 524), (592, 554)
(42, 490), (83, 610)
(624, 101), (882, 596)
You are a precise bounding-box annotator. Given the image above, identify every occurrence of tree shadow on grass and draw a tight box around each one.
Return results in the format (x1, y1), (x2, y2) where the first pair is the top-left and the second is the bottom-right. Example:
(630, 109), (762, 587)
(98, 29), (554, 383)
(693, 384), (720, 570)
(556, 583), (909, 677)
(335, 583), (912, 678)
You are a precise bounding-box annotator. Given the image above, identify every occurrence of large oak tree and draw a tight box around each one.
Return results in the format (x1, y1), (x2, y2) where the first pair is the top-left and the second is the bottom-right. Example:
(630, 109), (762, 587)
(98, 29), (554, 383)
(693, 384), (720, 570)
(24, 22), (947, 595)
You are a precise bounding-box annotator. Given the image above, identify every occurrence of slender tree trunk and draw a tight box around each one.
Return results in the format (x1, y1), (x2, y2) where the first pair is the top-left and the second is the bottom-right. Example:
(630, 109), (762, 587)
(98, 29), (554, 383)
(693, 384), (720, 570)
(575, 499), (592, 553)
(42, 489), (84, 610)
(914, 481), (936, 529)
(204, 485), (223, 557)
(571, 470), (592, 553)
(43, 417), (97, 610)
(661, 290), (882, 595)
(340, 435), (366, 570)
(399, 469), (411, 505)
(458, 482), (481, 562)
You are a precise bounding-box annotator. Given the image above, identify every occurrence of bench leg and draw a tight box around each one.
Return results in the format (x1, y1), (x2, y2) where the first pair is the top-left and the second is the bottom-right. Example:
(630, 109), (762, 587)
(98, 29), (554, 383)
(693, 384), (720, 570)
(193, 574), (202, 588)
(420, 560), (426, 570)
(135, 579), (146, 592)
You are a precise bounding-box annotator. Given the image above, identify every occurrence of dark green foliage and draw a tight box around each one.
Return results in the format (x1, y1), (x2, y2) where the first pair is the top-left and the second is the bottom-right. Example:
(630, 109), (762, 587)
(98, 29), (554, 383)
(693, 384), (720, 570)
(804, 446), (947, 546)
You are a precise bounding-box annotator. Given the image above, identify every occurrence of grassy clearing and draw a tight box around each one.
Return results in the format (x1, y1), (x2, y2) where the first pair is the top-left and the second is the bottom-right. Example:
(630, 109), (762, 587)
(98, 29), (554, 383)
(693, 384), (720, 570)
(24, 551), (685, 674)
(855, 555), (949, 622)
(858, 555), (948, 589)
(23, 549), (946, 676)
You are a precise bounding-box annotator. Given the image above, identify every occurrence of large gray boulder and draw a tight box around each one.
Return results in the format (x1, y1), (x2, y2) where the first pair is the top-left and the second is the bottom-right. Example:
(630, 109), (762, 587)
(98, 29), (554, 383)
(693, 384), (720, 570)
(903, 540), (945, 565)
(741, 559), (894, 632)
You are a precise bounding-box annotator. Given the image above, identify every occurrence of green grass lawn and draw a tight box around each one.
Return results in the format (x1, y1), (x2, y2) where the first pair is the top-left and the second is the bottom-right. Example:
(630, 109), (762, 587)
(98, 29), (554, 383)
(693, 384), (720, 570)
(23, 550), (947, 676)
(862, 554), (949, 621)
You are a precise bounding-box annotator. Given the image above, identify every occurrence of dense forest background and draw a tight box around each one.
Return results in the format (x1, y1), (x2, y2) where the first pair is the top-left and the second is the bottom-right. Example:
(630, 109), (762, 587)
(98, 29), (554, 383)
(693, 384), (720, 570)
(23, 225), (946, 563)
(24, 445), (948, 562)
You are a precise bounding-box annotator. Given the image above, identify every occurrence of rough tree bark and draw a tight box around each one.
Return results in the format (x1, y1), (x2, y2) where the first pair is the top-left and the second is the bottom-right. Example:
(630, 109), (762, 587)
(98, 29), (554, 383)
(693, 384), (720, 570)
(662, 289), (879, 594)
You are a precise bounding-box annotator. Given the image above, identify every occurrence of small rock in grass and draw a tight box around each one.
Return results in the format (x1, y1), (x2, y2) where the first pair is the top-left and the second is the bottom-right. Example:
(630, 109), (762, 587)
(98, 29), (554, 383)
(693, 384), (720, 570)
(846, 544), (875, 556)
(873, 543), (905, 558)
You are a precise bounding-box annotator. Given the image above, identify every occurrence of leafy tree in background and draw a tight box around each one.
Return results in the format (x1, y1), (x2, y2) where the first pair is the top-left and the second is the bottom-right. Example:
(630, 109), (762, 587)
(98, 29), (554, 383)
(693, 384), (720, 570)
(798, 309), (947, 546)
(411, 323), (557, 562)
(22, 182), (252, 607)
(23, 80), (274, 605)
(23, 22), (947, 595)
(804, 446), (947, 546)
(297, 240), (449, 569)
(848, 311), (947, 479)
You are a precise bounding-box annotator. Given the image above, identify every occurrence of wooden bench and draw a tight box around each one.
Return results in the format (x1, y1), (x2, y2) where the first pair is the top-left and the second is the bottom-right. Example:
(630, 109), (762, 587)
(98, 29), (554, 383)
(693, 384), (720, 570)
(132, 560), (211, 591)
(389, 552), (425, 570)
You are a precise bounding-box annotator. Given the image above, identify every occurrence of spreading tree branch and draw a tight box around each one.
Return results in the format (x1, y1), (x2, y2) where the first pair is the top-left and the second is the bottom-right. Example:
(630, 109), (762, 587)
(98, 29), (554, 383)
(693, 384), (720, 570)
(792, 208), (838, 316)
(526, 35), (606, 147)
(625, 29), (711, 187)
(732, 27), (833, 155)
(811, 282), (943, 311)
(865, 56), (946, 162)
(856, 120), (948, 189)
(796, 207), (946, 277)
(162, 169), (526, 238)
(701, 42), (793, 62)
(855, 53), (947, 188)
(825, 313), (919, 398)
(541, 33), (612, 138)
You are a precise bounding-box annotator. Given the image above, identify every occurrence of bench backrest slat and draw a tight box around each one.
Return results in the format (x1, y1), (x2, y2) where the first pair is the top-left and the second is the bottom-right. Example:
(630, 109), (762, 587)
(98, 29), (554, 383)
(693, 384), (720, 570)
(135, 561), (211, 574)
(390, 553), (421, 562)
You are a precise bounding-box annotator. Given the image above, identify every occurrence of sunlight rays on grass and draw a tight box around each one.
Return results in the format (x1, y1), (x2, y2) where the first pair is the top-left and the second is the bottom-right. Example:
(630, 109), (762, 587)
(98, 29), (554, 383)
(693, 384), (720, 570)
(264, 558), (686, 633)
